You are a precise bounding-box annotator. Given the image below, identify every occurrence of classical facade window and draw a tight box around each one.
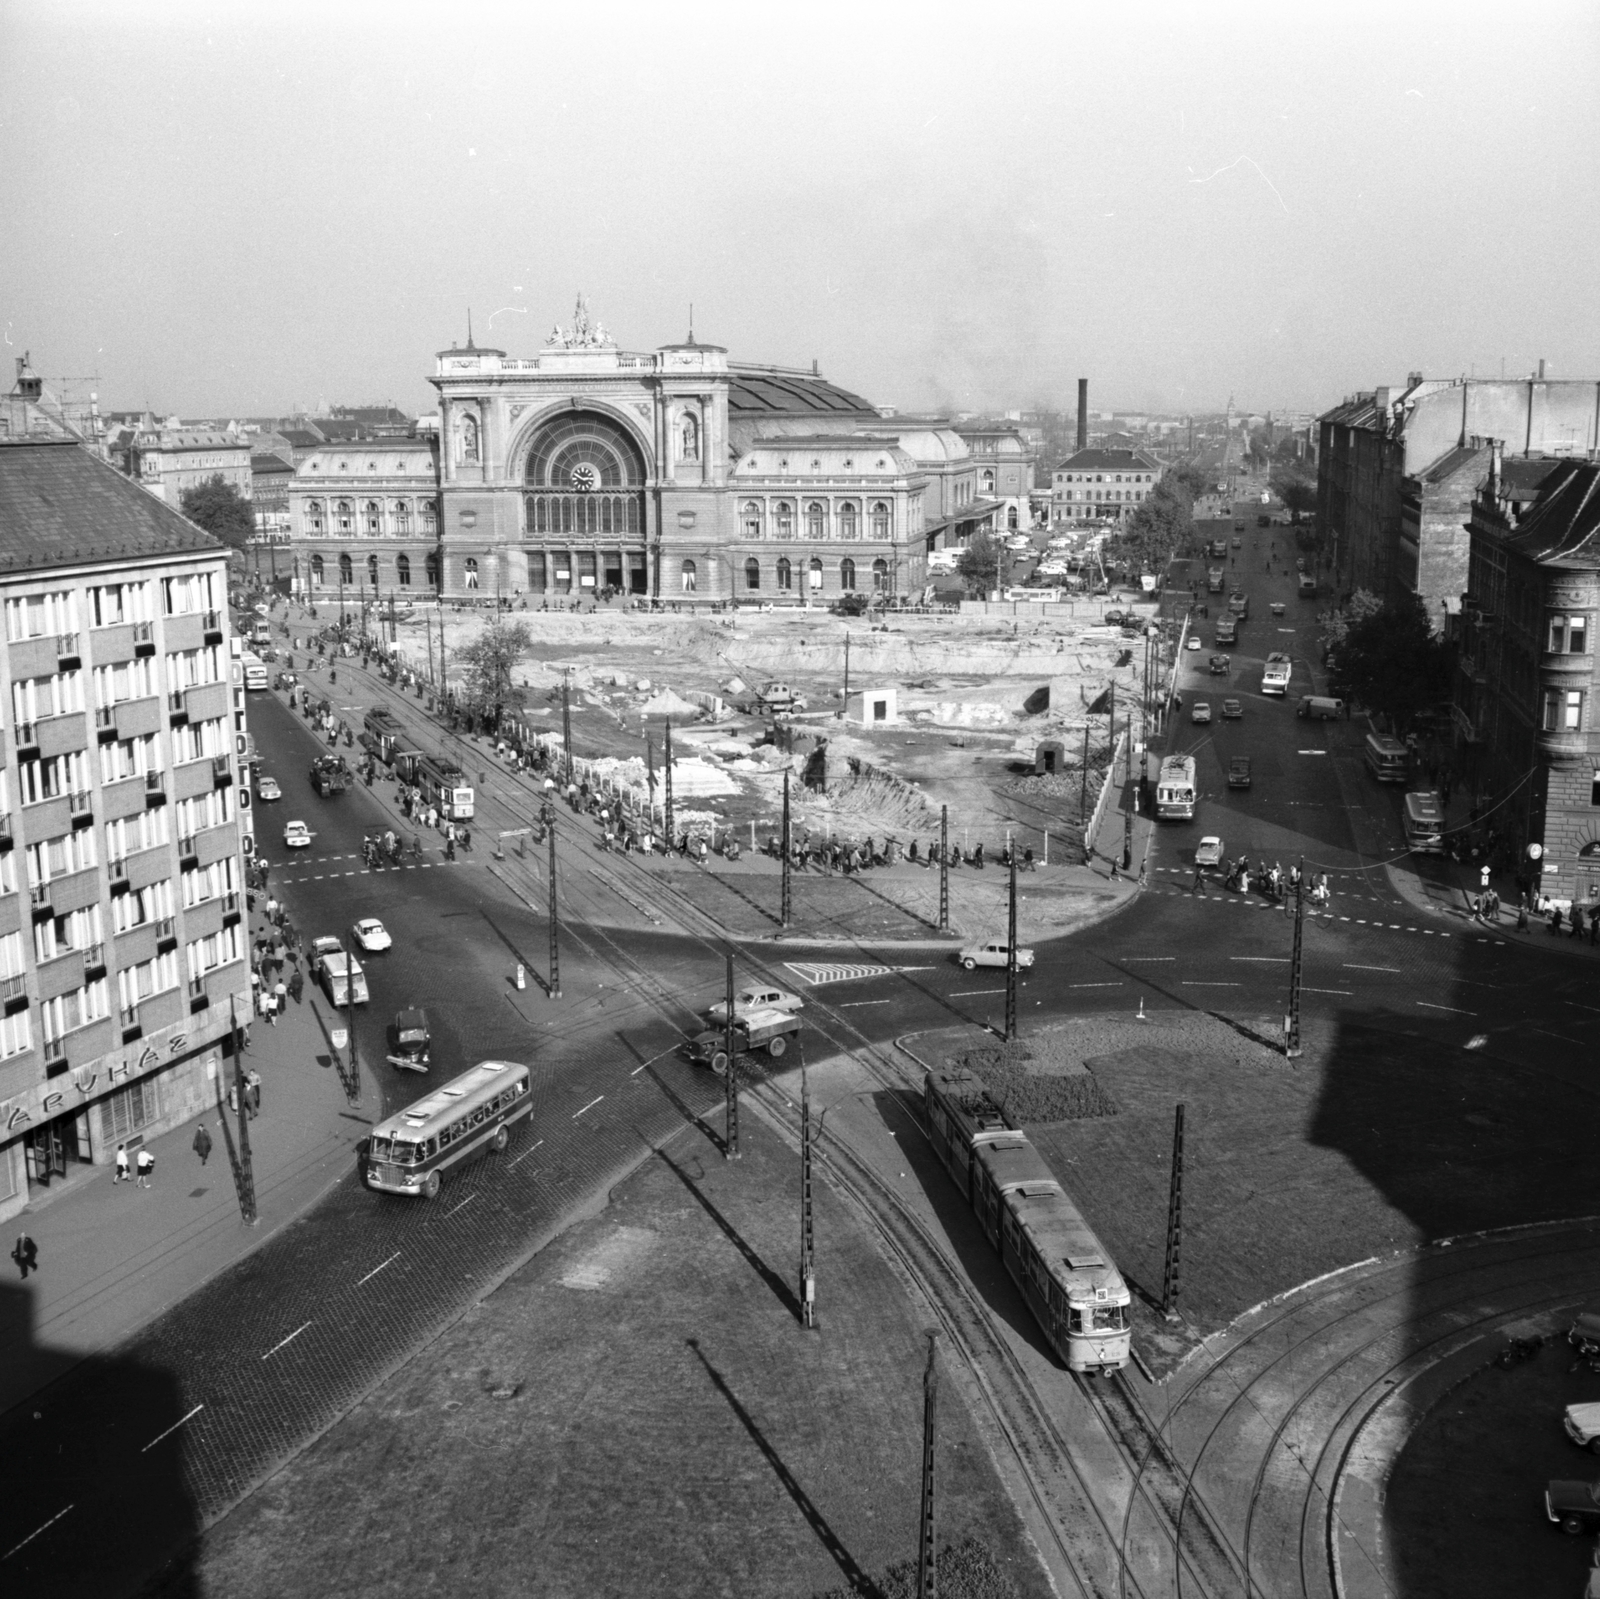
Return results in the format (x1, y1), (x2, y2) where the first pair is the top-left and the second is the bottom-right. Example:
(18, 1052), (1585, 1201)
(335, 500), (353, 533)
(524, 411), (646, 537)
(681, 560), (697, 593)
(744, 558), (760, 592)
(338, 554), (353, 584)
(840, 558), (857, 592)
(367, 554), (379, 586)
(871, 501), (890, 539)
(394, 501), (411, 533)
(806, 502), (826, 540)
(838, 502), (858, 541)
(364, 501), (381, 534)
(981, 469), (995, 494)
(1550, 614), (1590, 654)
(464, 559), (483, 589)
(422, 500), (438, 533)
(808, 557), (823, 591)
(742, 501), (763, 540)
(396, 555), (411, 587)
(872, 558), (889, 592)
(425, 553), (440, 589)
(776, 557), (792, 591)
(1008, 506), (1019, 529)
(306, 500), (324, 534)
(776, 501), (794, 540)
(310, 554), (324, 585)
(1544, 688), (1584, 732)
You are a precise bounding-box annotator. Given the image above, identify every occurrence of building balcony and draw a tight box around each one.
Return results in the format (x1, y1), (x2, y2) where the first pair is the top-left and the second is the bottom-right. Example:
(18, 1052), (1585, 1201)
(0, 813), (13, 853)
(56, 632), (81, 670)
(212, 754), (233, 788)
(1, 973), (28, 1013)
(155, 916), (177, 954)
(168, 691), (189, 726)
(133, 620), (155, 657)
(83, 943), (107, 981)
(14, 720), (38, 757)
(202, 610), (224, 645)
(96, 704), (118, 742)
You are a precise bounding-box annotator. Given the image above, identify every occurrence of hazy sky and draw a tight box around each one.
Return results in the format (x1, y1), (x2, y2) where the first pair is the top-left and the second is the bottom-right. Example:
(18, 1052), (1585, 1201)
(3, 1), (1597, 421)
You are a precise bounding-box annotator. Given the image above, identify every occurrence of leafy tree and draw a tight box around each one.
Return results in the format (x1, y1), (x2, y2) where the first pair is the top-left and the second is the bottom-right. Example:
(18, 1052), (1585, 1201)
(956, 530), (1004, 595)
(1270, 462), (1317, 521)
(1326, 595), (1451, 728)
(1167, 462), (1208, 502)
(457, 620), (533, 720)
(179, 474), (255, 549)
(1110, 469), (1196, 577)
(1317, 588), (1383, 657)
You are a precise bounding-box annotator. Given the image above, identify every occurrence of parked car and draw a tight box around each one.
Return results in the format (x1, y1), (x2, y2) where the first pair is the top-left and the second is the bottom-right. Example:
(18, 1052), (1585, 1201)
(312, 937), (368, 1007)
(1191, 701), (1212, 724)
(1208, 654), (1231, 675)
(1297, 695), (1345, 720)
(1195, 836), (1225, 867)
(1227, 756), (1252, 788)
(1222, 699), (1243, 719)
(957, 940), (1035, 972)
(1546, 1478), (1600, 1535)
(257, 776), (282, 802)
(1564, 1403), (1600, 1455)
(351, 917), (392, 953)
(283, 820), (312, 849)
(1186, 635), (1202, 651)
(706, 986), (804, 1024)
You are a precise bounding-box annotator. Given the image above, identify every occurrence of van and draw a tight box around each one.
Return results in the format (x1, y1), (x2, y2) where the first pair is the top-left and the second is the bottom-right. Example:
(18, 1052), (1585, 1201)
(1296, 695), (1344, 720)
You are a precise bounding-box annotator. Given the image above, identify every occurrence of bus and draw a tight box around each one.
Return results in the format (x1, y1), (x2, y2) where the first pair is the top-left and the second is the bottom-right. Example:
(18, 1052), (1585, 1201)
(1364, 733), (1410, 783)
(241, 652), (269, 691)
(1214, 613), (1237, 647)
(1262, 652), (1292, 695)
(1155, 754), (1197, 821)
(1403, 790), (1445, 854)
(1207, 566), (1225, 593)
(415, 755), (475, 820)
(1228, 590), (1249, 619)
(366, 1059), (533, 1199)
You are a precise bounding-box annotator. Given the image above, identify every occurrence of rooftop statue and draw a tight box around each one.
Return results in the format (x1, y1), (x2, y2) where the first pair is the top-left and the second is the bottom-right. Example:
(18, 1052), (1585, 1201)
(544, 294), (616, 350)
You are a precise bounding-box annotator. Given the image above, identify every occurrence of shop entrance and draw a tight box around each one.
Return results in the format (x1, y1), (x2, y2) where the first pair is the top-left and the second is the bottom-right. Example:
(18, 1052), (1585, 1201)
(23, 1110), (90, 1187)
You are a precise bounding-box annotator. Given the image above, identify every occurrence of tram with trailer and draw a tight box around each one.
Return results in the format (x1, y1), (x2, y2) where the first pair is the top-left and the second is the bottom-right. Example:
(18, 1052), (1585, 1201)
(415, 754), (475, 821)
(366, 1059), (532, 1199)
(923, 1068), (1131, 1373)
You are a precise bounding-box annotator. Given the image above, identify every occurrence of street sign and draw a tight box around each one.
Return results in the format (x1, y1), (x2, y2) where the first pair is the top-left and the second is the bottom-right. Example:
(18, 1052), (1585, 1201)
(330, 1028), (348, 1050)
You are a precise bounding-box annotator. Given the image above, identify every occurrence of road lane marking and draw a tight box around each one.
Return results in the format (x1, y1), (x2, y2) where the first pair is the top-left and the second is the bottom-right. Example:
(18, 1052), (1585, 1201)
(3, 1504), (74, 1560)
(1068, 982), (1123, 988)
(1417, 1001), (1476, 1015)
(357, 1251), (401, 1285)
(1123, 956), (1176, 961)
(141, 1405), (204, 1453)
(1231, 956), (1289, 962)
(507, 1138), (544, 1168)
(574, 1095), (604, 1118)
(1303, 987), (1353, 995)
(1182, 981), (1241, 987)
(1345, 964), (1401, 972)
(1297, 750), (1327, 756)
(261, 1322), (312, 1360)
(445, 1193), (476, 1217)
(839, 999), (894, 1007)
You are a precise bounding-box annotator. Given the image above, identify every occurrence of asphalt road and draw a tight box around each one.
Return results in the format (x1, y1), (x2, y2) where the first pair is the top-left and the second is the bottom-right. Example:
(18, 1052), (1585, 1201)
(1, 575), (1595, 1597)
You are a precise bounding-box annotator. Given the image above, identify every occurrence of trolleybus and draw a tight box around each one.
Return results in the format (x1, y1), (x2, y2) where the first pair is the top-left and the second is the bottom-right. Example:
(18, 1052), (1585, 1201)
(1403, 789), (1445, 854)
(1364, 733), (1410, 783)
(1262, 651), (1292, 695)
(366, 1059), (532, 1199)
(241, 652), (269, 692)
(1155, 754), (1197, 821)
(923, 1068), (1131, 1373)
(415, 755), (475, 820)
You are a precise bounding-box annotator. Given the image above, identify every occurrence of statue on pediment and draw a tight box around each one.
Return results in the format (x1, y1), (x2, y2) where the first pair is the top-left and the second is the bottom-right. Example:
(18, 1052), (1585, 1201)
(543, 294), (616, 350)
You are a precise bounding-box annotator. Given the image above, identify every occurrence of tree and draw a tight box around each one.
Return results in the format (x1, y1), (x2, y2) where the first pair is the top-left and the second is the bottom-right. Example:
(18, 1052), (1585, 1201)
(1111, 469), (1196, 577)
(179, 474), (255, 549)
(1326, 595), (1451, 728)
(1317, 588), (1383, 657)
(1270, 462), (1317, 522)
(457, 620), (533, 721)
(956, 530), (1003, 595)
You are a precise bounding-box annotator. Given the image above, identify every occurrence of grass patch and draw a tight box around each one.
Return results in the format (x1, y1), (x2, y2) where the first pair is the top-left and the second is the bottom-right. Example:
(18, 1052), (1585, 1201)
(954, 1038), (1120, 1124)
(815, 1536), (1020, 1599)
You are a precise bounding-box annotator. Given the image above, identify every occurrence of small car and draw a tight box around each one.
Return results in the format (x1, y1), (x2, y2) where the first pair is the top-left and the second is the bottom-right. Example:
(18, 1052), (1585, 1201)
(1186, 636), (1202, 651)
(707, 986), (805, 1024)
(958, 940), (1035, 972)
(1222, 699), (1243, 719)
(257, 776), (282, 802)
(1546, 1478), (1600, 1535)
(351, 917), (392, 953)
(1191, 701), (1212, 724)
(1296, 557), (1306, 572)
(386, 1008), (431, 1072)
(1195, 836), (1225, 868)
(1209, 654), (1231, 675)
(1232, 536), (1242, 547)
(283, 820), (312, 849)
(1564, 1403), (1600, 1455)
(1228, 756), (1252, 789)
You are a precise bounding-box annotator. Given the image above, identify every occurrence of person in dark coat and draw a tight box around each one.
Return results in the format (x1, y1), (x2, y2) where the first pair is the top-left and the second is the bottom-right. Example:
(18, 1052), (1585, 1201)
(11, 1233), (38, 1278)
(193, 1123), (213, 1166)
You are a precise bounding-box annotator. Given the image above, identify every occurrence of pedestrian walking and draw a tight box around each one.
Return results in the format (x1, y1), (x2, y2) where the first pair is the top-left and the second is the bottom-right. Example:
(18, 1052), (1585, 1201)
(1192, 866), (1204, 894)
(289, 969), (304, 1004)
(114, 1143), (130, 1183)
(246, 1070), (262, 1117)
(193, 1123), (213, 1166)
(1550, 906), (1564, 936)
(11, 1233), (38, 1279)
(135, 1148), (154, 1189)
(1516, 902), (1530, 933)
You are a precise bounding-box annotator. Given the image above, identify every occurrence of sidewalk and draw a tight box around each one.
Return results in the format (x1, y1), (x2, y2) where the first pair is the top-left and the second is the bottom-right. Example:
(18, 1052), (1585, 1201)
(0, 927), (376, 1417)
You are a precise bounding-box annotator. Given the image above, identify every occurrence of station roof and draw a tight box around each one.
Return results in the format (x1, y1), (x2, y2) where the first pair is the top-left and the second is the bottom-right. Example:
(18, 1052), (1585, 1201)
(727, 366), (876, 417)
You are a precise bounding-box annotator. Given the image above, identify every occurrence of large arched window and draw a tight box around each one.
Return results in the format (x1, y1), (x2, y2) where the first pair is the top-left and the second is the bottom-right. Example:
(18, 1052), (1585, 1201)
(310, 554), (324, 586)
(338, 554), (353, 585)
(744, 557), (761, 592)
(425, 552), (439, 589)
(838, 501), (858, 541)
(364, 501), (381, 534)
(775, 501), (794, 540)
(776, 557), (792, 591)
(981, 468), (995, 494)
(870, 501), (890, 539)
(464, 558), (480, 590)
(335, 500), (353, 533)
(840, 558), (857, 592)
(680, 560), (697, 593)
(396, 554), (411, 587)
(306, 500), (324, 535)
(394, 500), (411, 533)
(806, 502), (826, 540)
(742, 501), (763, 540)
(872, 558), (889, 593)
(1007, 506), (1019, 529)
(367, 554), (379, 587)
(421, 499), (438, 533)
(808, 557), (823, 592)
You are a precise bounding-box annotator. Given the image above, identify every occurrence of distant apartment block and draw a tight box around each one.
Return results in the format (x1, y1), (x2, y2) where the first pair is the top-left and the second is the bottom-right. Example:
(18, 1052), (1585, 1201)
(1050, 447), (1160, 525)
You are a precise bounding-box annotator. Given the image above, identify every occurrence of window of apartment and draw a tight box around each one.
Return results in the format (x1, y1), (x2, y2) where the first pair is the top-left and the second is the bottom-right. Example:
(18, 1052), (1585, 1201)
(1543, 688), (1585, 732)
(0, 1008), (31, 1062)
(871, 502), (890, 539)
(94, 658), (156, 708)
(335, 500), (354, 533)
(364, 501), (381, 534)
(396, 555), (411, 587)
(118, 950), (180, 1014)
(806, 502), (826, 540)
(89, 582), (152, 628)
(100, 733), (159, 786)
(0, 931), (24, 983)
(34, 904), (102, 964)
(26, 828), (97, 887)
(174, 786), (233, 838)
(1550, 614), (1590, 654)
(186, 923), (243, 982)
(17, 751), (87, 807)
(112, 877), (174, 935)
(162, 572), (215, 616)
(40, 979), (109, 1045)
(838, 502), (858, 541)
(14, 670), (84, 725)
(775, 502), (794, 539)
(166, 646), (222, 693)
(172, 716), (227, 765)
(742, 502), (763, 541)
(105, 809), (169, 870)
(5, 590), (76, 641)
(181, 856), (237, 908)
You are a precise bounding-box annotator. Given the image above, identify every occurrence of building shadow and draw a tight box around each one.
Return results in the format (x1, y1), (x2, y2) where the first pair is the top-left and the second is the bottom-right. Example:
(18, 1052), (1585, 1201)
(0, 1283), (198, 1599)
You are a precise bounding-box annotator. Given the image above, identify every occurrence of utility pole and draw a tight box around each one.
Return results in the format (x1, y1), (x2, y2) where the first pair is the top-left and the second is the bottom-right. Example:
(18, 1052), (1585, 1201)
(1079, 721), (1090, 849)
(723, 949), (740, 1160)
(938, 804), (950, 934)
(781, 769), (793, 928)
(1004, 847), (1018, 1041)
(918, 1331), (939, 1599)
(664, 718), (675, 847)
(1161, 1102), (1185, 1321)
(799, 1051), (815, 1327)
(438, 603), (448, 717)
(345, 935), (359, 1103)
(338, 570), (346, 630)
(1286, 854), (1304, 1059)
(562, 672), (573, 789)
(547, 810), (561, 998)
(228, 995), (257, 1225)
(843, 631), (851, 703)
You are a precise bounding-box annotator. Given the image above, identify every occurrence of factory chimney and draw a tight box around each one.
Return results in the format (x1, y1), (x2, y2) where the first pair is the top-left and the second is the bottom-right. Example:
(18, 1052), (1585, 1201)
(1076, 378), (1088, 451)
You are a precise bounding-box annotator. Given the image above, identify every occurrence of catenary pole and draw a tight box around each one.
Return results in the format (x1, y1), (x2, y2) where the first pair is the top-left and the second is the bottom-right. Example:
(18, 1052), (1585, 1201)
(918, 1331), (939, 1599)
(1161, 1102), (1185, 1320)
(1286, 853), (1304, 1058)
(547, 810), (561, 999)
(562, 672), (573, 789)
(799, 1050), (815, 1327)
(723, 949), (739, 1160)
(781, 769), (792, 928)
(229, 994), (257, 1225)
(1005, 847), (1018, 1041)
(938, 804), (950, 934)
(664, 718), (675, 848)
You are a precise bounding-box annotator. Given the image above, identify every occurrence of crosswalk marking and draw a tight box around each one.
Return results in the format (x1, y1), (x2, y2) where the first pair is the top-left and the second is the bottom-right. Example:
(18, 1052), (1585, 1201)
(783, 961), (926, 987)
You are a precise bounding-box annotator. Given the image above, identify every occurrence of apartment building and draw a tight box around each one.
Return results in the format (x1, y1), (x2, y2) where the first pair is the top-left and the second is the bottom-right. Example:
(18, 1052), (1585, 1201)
(0, 436), (252, 1222)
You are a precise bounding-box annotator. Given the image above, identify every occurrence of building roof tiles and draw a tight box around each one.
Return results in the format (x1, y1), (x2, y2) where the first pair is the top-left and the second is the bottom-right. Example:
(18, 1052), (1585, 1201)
(1499, 461), (1600, 566)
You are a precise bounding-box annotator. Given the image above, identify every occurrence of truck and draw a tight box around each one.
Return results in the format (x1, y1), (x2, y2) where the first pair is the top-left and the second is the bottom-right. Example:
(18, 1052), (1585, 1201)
(681, 1007), (801, 1076)
(1298, 572), (1317, 596)
(309, 754), (352, 797)
(757, 682), (807, 714)
(312, 937), (369, 1007)
(1207, 566), (1225, 593)
(1214, 613), (1238, 646)
(1228, 589), (1249, 619)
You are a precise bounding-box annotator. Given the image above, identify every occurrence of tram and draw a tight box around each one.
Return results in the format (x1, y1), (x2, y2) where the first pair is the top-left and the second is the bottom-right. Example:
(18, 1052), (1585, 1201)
(923, 1068), (1132, 1373)
(414, 755), (475, 820)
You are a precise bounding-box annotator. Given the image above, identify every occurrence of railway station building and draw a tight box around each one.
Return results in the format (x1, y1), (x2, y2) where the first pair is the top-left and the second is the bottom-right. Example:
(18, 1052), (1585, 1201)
(0, 378), (253, 1222)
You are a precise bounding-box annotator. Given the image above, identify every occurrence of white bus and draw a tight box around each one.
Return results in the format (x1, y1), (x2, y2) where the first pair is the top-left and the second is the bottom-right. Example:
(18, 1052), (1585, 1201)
(1155, 754), (1197, 821)
(1364, 733), (1410, 783)
(366, 1059), (533, 1199)
(1403, 790), (1445, 854)
(241, 652), (269, 691)
(1262, 652), (1292, 695)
